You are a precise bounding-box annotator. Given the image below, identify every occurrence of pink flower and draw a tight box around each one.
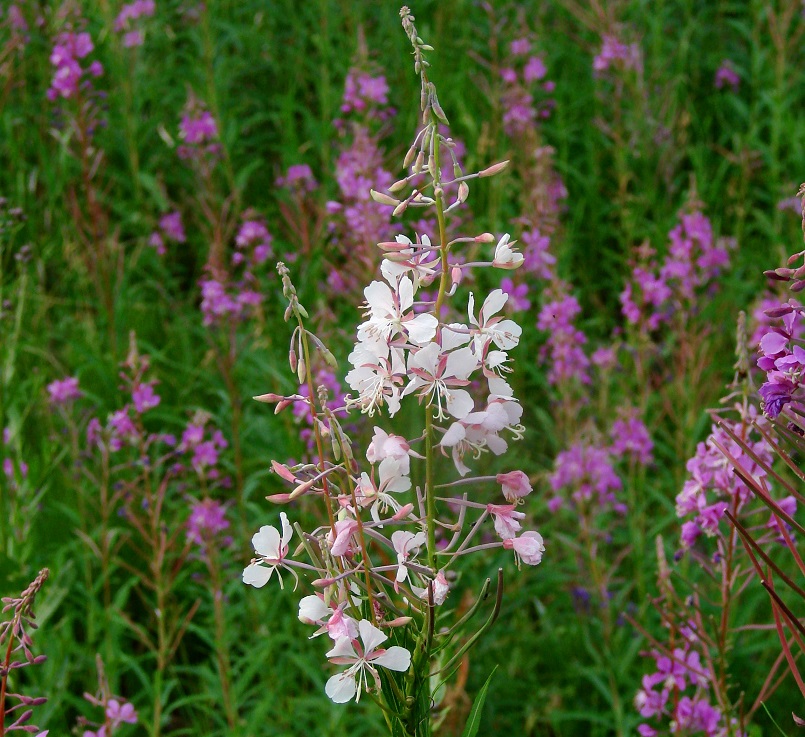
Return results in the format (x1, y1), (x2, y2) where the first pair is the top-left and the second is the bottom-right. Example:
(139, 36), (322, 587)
(497, 470), (532, 502)
(487, 504), (524, 540)
(132, 383), (160, 413)
(503, 531), (545, 565)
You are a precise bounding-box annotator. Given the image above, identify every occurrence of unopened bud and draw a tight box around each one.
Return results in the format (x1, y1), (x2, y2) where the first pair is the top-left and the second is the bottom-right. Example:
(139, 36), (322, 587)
(384, 616), (413, 627)
(296, 357), (307, 384)
(312, 577), (337, 588)
(413, 150), (425, 174)
(765, 305), (794, 318)
(457, 181), (469, 203)
(764, 269), (791, 281)
(403, 145), (417, 169)
(428, 155), (438, 181)
(431, 97), (449, 125)
(253, 392), (283, 403)
(289, 478), (317, 500)
(478, 160), (510, 177)
(389, 178), (409, 193)
(266, 493), (293, 503)
(392, 200), (409, 217)
(289, 348), (297, 372)
(275, 399), (293, 414)
(451, 265), (463, 286)
(370, 189), (401, 207)
(793, 280), (805, 293)
(271, 460), (298, 483)
(474, 232), (496, 243)
(392, 503), (415, 520)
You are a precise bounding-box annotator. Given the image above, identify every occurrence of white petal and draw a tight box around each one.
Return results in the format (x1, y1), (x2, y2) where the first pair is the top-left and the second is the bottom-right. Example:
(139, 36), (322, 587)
(358, 619), (388, 655)
(251, 526), (280, 557)
(481, 290), (508, 322)
(280, 512), (293, 546)
(447, 389), (474, 419)
(242, 563), (273, 588)
(299, 595), (331, 624)
(445, 346), (478, 380)
(325, 672), (357, 703)
(326, 636), (358, 660)
(372, 646), (412, 672)
(398, 276), (414, 311)
(364, 281), (393, 315)
(440, 422), (466, 447)
(441, 323), (471, 351)
(467, 292), (478, 327)
(406, 314), (438, 345)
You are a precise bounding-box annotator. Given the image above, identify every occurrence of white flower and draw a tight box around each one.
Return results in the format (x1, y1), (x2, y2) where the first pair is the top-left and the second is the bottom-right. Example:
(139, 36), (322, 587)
(298, 595), (359, 640)
(468, 290), (522, 352)
(242, 513), (295, 588)
(391, 530), (427, 586)
(491, 234), (523, 269)
(402, 342), (478, 420)
(324, 620), (411, 703)
(345, 343), (405, 416)
(357, 275), (437, 346)
(356, 457), (412, 524)
(380, 234), (438, 289)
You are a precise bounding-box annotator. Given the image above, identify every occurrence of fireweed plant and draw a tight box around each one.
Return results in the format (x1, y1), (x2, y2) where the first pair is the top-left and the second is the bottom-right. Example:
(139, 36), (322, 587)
(243, 8), (543, 735)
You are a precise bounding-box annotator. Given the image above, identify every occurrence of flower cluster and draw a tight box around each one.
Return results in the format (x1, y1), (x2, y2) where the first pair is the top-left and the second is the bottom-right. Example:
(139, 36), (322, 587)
(114, 0), (155, 48)
(47, 28), (103, 101)
(620, 210), (732, 331)
(636, 628), (727, 737)
(178, 101), (220, 163)
(199, 215), (273, 327)
(243, 9), (544, 719)
(676, 403), (780, 550)
(148, 211), (186, 256)
(548, 442), (624, 513)
(593, 33), (642, 75)
(500, 36), (555, 137)
(537, 287), (590, 387)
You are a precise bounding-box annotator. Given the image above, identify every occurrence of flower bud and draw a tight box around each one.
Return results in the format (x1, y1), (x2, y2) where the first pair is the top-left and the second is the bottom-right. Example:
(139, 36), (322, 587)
(389, 178), (409, 193)
(457, 181), (469, 203)
(275, 399), (293, 414)
(478, 160), (510, 177)
(297, 357), (307, 384)
(253, 392), (284, 403)
(474, 232), (496, 243)
(370, 189), (401, 207)
(413, 150), (425, 174)
(392, 200), (409, 217)
(384, 616), (413, 627)
(403, 145), (417, 168)
(289, 348), (297, 372)
(451, 265), (463, 287)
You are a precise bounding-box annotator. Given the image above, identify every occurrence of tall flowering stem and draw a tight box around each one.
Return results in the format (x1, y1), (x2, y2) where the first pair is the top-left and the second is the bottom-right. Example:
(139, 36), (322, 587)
(244, 7), (541, 736)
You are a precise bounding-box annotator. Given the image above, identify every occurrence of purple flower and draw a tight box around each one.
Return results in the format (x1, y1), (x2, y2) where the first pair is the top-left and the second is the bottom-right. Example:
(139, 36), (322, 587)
(180, 111), (218, 145)
(132, 383), (160, 413)
(186, 498), (230, 546)
(759, 376), (795, 418)
(593, 34), (641, 75)
(500, 278), (531, 312)
(523, 56), (547, 83)
(550, 443), (623, 511)
(159, 211), (186, 243)
(47, 376), (82, 405)
(192, 441), (219, 470)
(714, 61), (739, 91)
(609, 411), (653, 465)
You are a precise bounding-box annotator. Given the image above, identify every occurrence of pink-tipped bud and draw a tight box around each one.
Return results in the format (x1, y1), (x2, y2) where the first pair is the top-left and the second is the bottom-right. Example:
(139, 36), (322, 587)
(764, 269), (790, 281)
(377, 240), (407, 251)
(413, 150), (425, 174)
(478, 160), (510, 178)
(370, 189), (400, 207)
(271, 460), (298, 483)
(265, 493), (293, 503)
(253, 392), (283, 403)
(428, 154), (438, 181)
(289, 348), (297, 372)
(392, 503), (415, 521)
(312, 577), (337, 588)
(289, 477), (317, 500)
(275, 399), (293, 414)
(765, 305), (794, 318)
(392, 200), (409, 217)
(384, 616), (413, 627)
(389, 178), (409, 193)
(457, 181), (469, 203)
(474, 232), (496, 243)
(451, 265), (463, 287)
(792, 280), (805, 293)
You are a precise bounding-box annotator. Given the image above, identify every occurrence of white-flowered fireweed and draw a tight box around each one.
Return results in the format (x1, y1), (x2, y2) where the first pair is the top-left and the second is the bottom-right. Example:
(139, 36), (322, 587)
(243, 7), (543, 735)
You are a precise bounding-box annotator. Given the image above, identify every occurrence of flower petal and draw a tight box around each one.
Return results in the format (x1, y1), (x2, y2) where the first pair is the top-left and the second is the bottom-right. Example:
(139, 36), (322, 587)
(372, 645), (412, 672)
(325, 672), (357, 703)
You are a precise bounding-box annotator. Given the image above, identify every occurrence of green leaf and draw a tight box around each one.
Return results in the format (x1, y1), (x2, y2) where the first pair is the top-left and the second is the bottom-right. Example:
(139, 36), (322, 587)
(460, 665), (498, 737)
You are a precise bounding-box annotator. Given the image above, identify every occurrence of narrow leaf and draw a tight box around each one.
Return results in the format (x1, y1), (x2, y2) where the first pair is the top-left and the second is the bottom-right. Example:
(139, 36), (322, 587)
(460, 665), (498, 737)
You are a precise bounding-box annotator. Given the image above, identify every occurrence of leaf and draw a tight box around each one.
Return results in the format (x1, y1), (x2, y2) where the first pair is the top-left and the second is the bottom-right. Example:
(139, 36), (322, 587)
(460, 665), (497, 737)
